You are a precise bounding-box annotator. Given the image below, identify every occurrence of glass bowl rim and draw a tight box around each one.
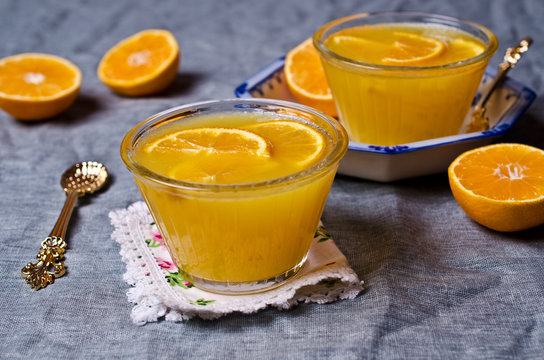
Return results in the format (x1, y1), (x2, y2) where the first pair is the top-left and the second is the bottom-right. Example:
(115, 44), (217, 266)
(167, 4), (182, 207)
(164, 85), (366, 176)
(313, 11), (499, 72)
(120, 98), (349, 191)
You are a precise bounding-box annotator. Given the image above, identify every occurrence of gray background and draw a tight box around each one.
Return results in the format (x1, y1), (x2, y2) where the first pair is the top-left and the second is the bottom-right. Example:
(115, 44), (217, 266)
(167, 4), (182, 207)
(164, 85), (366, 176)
(1, 0), (543, 359)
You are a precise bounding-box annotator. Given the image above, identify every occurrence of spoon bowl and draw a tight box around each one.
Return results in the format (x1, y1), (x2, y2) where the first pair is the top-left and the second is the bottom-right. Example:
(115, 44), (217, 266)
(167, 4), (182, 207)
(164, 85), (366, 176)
(61, 161), (109, 195)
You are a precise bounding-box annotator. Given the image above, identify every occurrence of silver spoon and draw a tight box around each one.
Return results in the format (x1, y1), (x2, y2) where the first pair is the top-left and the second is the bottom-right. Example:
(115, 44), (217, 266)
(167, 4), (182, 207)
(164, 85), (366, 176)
(21, 161), (109, 290)
(466, 37), (532, 132)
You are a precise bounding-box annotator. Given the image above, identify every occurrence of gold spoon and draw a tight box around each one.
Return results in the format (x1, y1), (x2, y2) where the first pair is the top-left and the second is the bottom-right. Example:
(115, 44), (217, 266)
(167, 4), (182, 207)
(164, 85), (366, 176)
(466, 37), (532, 132)
(21, 161), (109, 290)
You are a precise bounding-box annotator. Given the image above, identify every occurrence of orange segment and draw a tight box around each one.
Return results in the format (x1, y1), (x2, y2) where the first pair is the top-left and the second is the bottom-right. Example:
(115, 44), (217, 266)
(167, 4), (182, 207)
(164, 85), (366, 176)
(448, 143), (544, 232)
(246, 120), (325, 167)
(284, 38), (337, 117)
(382, 32), (445, 65)
(0, 53), (81, 120)
(97, 29), (179, 96)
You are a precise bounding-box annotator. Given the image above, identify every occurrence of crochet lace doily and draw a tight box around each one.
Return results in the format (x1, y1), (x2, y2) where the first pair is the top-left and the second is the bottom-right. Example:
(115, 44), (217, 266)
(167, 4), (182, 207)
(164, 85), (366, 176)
(110, 201), (363, 325)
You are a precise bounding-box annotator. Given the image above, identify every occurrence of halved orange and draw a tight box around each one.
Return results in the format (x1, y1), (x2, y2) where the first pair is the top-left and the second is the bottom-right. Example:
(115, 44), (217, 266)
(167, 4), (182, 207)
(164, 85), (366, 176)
(97, 29), (179, 96)
(284, 38), (337, 117)
(0, 53), (81, 120)
(246, 120), (325, 167)
(448, 143), (544, 232)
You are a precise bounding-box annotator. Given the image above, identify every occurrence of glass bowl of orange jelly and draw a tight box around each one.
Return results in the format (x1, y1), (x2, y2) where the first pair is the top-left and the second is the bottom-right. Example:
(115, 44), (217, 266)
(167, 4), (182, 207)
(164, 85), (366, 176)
(313, 12), (498, 146)
(120, 99), (348, 294)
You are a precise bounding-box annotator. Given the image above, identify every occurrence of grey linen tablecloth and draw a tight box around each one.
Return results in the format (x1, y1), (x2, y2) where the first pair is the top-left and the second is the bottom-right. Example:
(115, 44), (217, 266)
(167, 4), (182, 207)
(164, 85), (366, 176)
(1, 0), (544, 358)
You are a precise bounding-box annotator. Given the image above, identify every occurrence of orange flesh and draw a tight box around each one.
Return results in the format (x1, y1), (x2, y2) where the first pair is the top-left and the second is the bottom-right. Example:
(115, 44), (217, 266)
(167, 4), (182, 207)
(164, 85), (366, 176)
(100, 33), (175, 81)
(0, 57), (78, 98)
(454, 145), (544, 201)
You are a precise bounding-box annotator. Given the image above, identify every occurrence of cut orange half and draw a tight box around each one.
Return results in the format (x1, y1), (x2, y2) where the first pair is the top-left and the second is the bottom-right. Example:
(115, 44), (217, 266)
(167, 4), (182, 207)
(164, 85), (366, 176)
(246, 120), (325, 167)
(0, 53), (81, 120)
(448, 143), (544, 232)
(284, 38), (337, 117)
(97, 29), (179, 96)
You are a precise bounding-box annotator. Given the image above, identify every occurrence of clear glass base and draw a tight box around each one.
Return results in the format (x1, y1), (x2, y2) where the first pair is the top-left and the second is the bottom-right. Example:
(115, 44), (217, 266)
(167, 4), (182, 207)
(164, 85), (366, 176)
(184, 257), (308, 295)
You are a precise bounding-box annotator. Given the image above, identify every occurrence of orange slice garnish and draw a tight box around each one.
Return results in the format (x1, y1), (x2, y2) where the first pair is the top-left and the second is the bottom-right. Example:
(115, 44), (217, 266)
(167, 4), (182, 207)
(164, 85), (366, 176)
(246, 120), (325, 167)
(382, 32), (445, 65)
(145, 127), (270, 156)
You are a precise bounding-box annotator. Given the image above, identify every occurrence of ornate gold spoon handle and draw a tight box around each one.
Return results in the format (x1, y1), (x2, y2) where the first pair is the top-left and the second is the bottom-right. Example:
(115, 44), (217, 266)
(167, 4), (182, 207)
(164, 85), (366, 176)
(476, 37), (532, 111)
(21, 191), (78, 290)
(467, 37), (532, 132)
(21, 162), (108, 290)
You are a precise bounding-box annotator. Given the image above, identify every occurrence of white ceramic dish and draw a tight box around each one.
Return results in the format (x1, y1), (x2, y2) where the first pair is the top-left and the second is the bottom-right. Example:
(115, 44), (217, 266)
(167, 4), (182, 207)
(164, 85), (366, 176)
(235, 57), (536, 182)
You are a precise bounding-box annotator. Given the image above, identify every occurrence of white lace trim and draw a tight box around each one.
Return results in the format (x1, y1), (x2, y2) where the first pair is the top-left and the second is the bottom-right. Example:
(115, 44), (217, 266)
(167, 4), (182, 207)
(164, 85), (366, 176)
(110, 202), (364, 325)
